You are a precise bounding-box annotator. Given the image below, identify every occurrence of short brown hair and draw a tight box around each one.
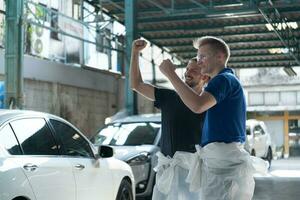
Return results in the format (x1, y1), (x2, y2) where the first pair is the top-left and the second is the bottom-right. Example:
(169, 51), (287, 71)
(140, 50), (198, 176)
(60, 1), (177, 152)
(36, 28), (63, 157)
(193, 36), (230, 64)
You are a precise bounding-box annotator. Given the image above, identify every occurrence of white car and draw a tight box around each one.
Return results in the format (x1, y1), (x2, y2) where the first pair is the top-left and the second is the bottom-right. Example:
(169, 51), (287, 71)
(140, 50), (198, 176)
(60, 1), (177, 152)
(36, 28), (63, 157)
(0, 110), (135, 200)
(245, 119), (273, 165)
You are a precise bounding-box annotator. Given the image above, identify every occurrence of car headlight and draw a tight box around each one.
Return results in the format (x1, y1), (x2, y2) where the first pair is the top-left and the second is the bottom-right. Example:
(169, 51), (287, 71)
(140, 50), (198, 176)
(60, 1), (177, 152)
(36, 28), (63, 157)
(126, 152), (150, 165)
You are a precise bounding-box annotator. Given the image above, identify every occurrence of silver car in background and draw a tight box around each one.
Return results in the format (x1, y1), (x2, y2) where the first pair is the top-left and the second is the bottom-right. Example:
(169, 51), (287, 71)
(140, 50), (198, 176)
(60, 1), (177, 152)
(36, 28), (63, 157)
(91, 114), (161, 199)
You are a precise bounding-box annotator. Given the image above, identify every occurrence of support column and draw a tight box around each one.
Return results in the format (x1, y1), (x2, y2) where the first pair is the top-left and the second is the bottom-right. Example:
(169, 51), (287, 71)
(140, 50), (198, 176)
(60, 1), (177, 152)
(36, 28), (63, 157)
(284, 111), (289, 158)
(125, 0), (137, 115)
(4, 0), (24, 109)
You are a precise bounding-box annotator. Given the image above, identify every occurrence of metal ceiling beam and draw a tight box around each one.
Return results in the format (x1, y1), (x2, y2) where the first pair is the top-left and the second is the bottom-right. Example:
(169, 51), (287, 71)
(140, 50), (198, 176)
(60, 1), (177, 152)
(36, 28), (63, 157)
(169, 45), (291, 53)
(230, 56), (293, 63)
(182, 53), (292, 59)
(108, 1), (258, 15)
(137, 9), (261, 22)
(148, 30), (275, 40)
(138, 9), (262, 25)
(148, 29), (300, 41)
(138, 17), (300, 33)
(231, 65), (293, 69)
(180, 48), (283, 55)
(162, 39), (292, 48)
(137, 6), (300, 22)
(108, 1), (300, 16)
(258, 0), (300, 67)
(159, 37), (300, 47)
(146, 0), (170, 14)
(176, 63), (294, 69)
(229, 59), (296, 64)
(102, 0), (124, 12)
(188, 0), (207, 9)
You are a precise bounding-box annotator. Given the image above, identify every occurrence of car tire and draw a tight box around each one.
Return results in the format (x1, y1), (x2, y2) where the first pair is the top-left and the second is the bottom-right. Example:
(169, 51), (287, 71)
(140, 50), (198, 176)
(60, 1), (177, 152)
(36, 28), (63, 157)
(251, 149), (256, 156)
(116, 179), (134, 200)
(265, 147), (272, 167)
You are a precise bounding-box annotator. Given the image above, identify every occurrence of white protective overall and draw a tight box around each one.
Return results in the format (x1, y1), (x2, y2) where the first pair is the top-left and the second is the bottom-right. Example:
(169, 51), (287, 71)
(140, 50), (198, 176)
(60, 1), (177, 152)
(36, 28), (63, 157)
(152, 142), (268, 200)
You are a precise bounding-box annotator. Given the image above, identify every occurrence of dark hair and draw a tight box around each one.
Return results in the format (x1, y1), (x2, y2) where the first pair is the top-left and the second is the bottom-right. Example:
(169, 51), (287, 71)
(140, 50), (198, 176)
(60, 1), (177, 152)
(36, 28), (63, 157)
(193, 36), (230, 64)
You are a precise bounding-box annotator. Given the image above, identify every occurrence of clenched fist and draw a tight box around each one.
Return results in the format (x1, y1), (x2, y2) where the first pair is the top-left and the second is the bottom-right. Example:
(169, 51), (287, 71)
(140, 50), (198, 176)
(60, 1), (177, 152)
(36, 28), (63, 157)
(132, 39), (147, 53)
(159, 59), (176, 78)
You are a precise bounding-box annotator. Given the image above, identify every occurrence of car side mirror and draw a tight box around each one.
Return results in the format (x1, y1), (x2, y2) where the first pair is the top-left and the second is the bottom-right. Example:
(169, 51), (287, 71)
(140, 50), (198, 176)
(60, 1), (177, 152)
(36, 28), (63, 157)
(98, 145), (114, 158)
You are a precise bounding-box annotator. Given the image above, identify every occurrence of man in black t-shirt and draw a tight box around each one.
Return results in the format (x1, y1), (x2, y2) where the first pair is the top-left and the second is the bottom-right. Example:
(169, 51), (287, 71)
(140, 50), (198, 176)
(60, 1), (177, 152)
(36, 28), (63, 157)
(130, 39), (209, 199)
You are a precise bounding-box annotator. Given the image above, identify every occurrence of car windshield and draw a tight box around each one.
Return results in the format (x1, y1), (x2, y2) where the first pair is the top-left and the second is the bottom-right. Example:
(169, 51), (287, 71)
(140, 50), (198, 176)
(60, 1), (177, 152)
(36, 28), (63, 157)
(92, 122), (160, 146)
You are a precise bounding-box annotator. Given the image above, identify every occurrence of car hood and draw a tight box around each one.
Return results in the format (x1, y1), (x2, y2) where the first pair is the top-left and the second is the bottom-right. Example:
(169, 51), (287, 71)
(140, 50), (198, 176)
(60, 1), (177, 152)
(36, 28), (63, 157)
(110, 145), (159, 161)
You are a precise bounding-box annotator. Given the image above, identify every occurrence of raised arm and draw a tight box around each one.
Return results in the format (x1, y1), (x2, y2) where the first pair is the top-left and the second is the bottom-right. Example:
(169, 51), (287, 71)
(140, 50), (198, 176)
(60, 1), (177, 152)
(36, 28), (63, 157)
(159, 59), (216, 113)
(130, 39), (155, 101)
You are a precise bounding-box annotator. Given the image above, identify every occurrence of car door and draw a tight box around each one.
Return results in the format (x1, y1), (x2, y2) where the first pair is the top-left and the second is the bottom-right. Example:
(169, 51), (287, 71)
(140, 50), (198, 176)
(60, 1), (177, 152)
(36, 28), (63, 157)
(10, 118), (76, 200)
(0, 124), (36, 200)
(49, 119), (114, 200)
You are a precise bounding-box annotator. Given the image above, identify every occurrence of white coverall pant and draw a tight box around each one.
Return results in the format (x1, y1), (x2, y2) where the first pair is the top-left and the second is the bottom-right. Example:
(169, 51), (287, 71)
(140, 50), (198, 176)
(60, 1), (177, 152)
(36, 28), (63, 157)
(152, 142), (268, 200)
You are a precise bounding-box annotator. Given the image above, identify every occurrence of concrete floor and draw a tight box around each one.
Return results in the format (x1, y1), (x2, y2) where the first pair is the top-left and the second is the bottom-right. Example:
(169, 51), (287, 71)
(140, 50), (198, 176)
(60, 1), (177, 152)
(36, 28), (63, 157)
(138, 158), (300, 200)
(253, 157), (300, 200)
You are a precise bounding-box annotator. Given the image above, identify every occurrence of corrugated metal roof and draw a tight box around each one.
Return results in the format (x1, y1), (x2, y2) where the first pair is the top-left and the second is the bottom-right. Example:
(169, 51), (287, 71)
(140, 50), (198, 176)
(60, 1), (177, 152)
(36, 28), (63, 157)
(86, 0), (300, 69)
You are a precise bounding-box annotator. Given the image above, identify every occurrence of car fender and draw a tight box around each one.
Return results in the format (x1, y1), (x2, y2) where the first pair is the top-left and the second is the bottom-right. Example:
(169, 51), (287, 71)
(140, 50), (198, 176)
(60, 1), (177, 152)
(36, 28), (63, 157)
(0, 157), (37, 200)
(105, 157), (135, 199)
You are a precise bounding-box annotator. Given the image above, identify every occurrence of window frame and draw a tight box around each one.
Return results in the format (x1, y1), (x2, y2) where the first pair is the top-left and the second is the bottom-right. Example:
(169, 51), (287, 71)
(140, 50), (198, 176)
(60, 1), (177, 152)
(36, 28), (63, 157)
(47, 118), (95, 159)
(4, 116), (61, 156)
(0, 122), (22, 155)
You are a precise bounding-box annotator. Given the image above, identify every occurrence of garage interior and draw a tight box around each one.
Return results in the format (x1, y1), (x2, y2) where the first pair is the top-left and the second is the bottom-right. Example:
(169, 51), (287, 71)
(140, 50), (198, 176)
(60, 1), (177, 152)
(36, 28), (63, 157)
(1, 0), (300, 199)
(4, 0), (299, 156)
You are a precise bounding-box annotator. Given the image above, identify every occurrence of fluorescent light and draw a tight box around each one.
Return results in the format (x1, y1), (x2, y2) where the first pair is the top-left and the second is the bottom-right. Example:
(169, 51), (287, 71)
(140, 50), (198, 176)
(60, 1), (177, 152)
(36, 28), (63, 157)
(268, 48), (289, 54)
(265, 22), (298, 31)
(214, 3), (244, 8)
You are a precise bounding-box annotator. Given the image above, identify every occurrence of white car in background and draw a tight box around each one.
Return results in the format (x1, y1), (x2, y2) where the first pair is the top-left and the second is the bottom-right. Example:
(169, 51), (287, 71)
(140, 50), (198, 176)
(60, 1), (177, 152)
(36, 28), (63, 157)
(0, 110), (135, 200)
(245, 119), (273, 165)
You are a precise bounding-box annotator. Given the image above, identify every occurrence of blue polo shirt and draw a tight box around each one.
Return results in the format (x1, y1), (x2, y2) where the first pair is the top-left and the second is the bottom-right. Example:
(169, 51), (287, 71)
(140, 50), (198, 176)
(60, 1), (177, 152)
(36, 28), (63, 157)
(201, 68), (246, 147)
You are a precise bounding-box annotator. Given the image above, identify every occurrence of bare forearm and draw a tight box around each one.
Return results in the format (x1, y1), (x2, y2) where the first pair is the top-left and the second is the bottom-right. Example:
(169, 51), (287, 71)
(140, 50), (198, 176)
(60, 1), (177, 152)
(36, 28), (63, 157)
(159, 59), (216, 112)
(167, 72), (203, 113)
(130, 51), (143, 89)
(129, 44), (155, 100)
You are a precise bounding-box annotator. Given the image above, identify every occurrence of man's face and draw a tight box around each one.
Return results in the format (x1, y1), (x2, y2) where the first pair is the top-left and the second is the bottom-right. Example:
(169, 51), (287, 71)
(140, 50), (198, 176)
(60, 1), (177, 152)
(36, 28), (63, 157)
(184, 61), (203, 88)
(197, 44), (218, 76)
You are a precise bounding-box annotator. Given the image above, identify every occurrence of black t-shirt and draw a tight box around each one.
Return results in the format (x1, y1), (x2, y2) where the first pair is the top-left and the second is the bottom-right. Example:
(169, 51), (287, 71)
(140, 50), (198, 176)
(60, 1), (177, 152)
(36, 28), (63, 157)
(154, 87), (205, 157)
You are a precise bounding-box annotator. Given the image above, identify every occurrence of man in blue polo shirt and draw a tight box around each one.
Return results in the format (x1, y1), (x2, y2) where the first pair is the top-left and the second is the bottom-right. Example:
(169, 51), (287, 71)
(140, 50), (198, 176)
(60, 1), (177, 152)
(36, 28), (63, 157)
(201, 66), (246, 147)
(159, 36), (267, 200)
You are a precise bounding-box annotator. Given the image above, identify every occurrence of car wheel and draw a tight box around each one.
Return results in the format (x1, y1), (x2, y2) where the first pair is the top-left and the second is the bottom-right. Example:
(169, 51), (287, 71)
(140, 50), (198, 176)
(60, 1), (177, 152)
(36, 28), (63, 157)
(116, 179), (134, 200)
(251, 149), (256, 156)
(265, 147), (272, 167)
